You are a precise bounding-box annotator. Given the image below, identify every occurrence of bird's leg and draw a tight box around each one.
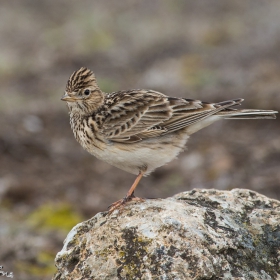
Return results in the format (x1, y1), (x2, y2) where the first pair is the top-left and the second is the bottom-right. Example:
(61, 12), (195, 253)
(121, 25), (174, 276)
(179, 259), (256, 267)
(125, 171), (143, 198)
(108, 171), (145, 213)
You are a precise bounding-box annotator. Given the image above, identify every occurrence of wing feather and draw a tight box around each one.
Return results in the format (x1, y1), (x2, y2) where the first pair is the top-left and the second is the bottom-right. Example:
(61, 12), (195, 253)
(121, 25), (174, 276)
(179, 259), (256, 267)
(102, 90), (172, 139)
(163, 103), (235, 134)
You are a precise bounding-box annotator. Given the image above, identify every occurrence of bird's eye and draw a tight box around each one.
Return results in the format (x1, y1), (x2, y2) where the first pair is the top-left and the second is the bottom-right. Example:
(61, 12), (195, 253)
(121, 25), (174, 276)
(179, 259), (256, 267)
(84, 89), (91, 96)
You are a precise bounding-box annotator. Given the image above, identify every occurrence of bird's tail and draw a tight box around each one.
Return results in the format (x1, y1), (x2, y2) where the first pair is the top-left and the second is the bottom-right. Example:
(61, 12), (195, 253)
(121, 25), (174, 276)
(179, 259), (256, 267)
(185, 98), (277, 135)
(211, 98), (277, 119)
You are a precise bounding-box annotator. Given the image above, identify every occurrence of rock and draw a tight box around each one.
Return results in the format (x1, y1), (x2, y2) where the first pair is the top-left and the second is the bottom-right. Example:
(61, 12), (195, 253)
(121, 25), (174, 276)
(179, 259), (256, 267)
(52, 189), (280, 280)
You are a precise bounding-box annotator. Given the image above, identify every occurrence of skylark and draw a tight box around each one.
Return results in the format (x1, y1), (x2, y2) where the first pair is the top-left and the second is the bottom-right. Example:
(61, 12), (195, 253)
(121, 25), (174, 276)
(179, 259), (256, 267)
(61, 67), (278, 213)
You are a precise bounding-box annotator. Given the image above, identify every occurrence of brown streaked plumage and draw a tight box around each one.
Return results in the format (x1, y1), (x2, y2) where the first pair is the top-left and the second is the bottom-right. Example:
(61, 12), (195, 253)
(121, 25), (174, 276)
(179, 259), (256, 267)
(61, 67), (278, 213)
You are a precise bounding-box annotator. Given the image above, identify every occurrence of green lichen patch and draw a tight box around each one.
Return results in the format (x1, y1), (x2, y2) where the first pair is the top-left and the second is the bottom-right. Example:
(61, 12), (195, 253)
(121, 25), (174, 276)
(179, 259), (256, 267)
(117, 227), (151, 278)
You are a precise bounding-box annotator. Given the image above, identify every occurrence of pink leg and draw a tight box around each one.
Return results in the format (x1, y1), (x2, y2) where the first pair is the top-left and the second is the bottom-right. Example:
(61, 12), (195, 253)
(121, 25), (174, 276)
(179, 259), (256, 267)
(108, 171), (145, 214)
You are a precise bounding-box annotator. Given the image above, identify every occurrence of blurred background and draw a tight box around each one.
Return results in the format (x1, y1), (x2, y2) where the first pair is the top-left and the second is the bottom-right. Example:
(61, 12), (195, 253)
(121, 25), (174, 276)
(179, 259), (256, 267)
(0, 0), (279, 279)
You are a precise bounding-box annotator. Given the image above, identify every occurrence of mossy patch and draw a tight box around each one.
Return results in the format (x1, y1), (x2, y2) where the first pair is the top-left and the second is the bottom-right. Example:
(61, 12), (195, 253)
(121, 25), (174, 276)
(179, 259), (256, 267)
(27, 202), (83, 232)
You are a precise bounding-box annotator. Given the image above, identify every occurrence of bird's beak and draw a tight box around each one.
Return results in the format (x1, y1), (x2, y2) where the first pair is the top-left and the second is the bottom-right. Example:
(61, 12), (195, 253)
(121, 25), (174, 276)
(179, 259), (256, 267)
(61, 93), (76, 102)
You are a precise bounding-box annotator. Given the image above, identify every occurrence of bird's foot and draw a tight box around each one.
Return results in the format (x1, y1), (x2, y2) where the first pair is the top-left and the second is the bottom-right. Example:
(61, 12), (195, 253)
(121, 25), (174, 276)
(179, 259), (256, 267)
(108, 195), (145, 214)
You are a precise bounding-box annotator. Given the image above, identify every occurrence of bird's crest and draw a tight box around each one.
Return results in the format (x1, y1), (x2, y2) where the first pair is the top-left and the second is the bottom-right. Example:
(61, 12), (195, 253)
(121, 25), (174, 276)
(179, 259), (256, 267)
(66, 67), (97, 93)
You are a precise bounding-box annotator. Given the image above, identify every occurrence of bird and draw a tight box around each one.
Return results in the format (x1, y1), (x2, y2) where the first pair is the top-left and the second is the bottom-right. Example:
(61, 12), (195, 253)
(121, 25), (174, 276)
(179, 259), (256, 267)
(61, 67), (278, 213)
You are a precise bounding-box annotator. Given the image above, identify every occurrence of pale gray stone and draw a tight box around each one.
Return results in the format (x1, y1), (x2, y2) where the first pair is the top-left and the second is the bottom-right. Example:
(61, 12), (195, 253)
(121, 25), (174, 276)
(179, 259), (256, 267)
(53, 189), (280, 280)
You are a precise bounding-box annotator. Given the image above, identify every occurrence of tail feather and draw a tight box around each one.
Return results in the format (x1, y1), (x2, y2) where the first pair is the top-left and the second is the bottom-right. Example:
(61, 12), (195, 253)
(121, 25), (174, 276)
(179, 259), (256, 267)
(218, 109), (278, 120)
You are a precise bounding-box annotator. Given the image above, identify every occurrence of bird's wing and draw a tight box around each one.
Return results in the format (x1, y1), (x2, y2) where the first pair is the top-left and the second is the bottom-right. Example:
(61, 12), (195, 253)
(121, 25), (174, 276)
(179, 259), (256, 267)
(101, 90), (243, 143)
(101, 90), (173, 142)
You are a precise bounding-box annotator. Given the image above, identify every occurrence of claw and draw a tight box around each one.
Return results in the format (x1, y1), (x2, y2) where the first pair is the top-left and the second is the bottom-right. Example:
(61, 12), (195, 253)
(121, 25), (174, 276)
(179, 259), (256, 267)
(108, 196), (145, 214)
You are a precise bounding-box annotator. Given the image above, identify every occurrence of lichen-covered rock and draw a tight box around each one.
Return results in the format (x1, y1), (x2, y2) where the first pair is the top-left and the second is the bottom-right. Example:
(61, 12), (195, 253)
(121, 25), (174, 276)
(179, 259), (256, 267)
(52, 189), (280, 280)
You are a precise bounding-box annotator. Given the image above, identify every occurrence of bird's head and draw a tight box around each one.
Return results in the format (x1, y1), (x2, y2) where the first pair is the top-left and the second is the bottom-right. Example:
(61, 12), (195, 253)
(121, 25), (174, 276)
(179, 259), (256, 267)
(62, 67), (104, 114)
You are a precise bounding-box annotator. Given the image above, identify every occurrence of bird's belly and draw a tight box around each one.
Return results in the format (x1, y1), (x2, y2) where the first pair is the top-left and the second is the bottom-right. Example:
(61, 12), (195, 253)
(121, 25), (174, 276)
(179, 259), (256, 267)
(86, 133), (190, 175)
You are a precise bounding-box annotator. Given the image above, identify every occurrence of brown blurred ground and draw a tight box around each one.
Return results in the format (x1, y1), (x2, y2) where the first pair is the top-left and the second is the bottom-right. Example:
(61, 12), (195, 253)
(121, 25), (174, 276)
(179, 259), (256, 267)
(0, 1), (279, 279)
